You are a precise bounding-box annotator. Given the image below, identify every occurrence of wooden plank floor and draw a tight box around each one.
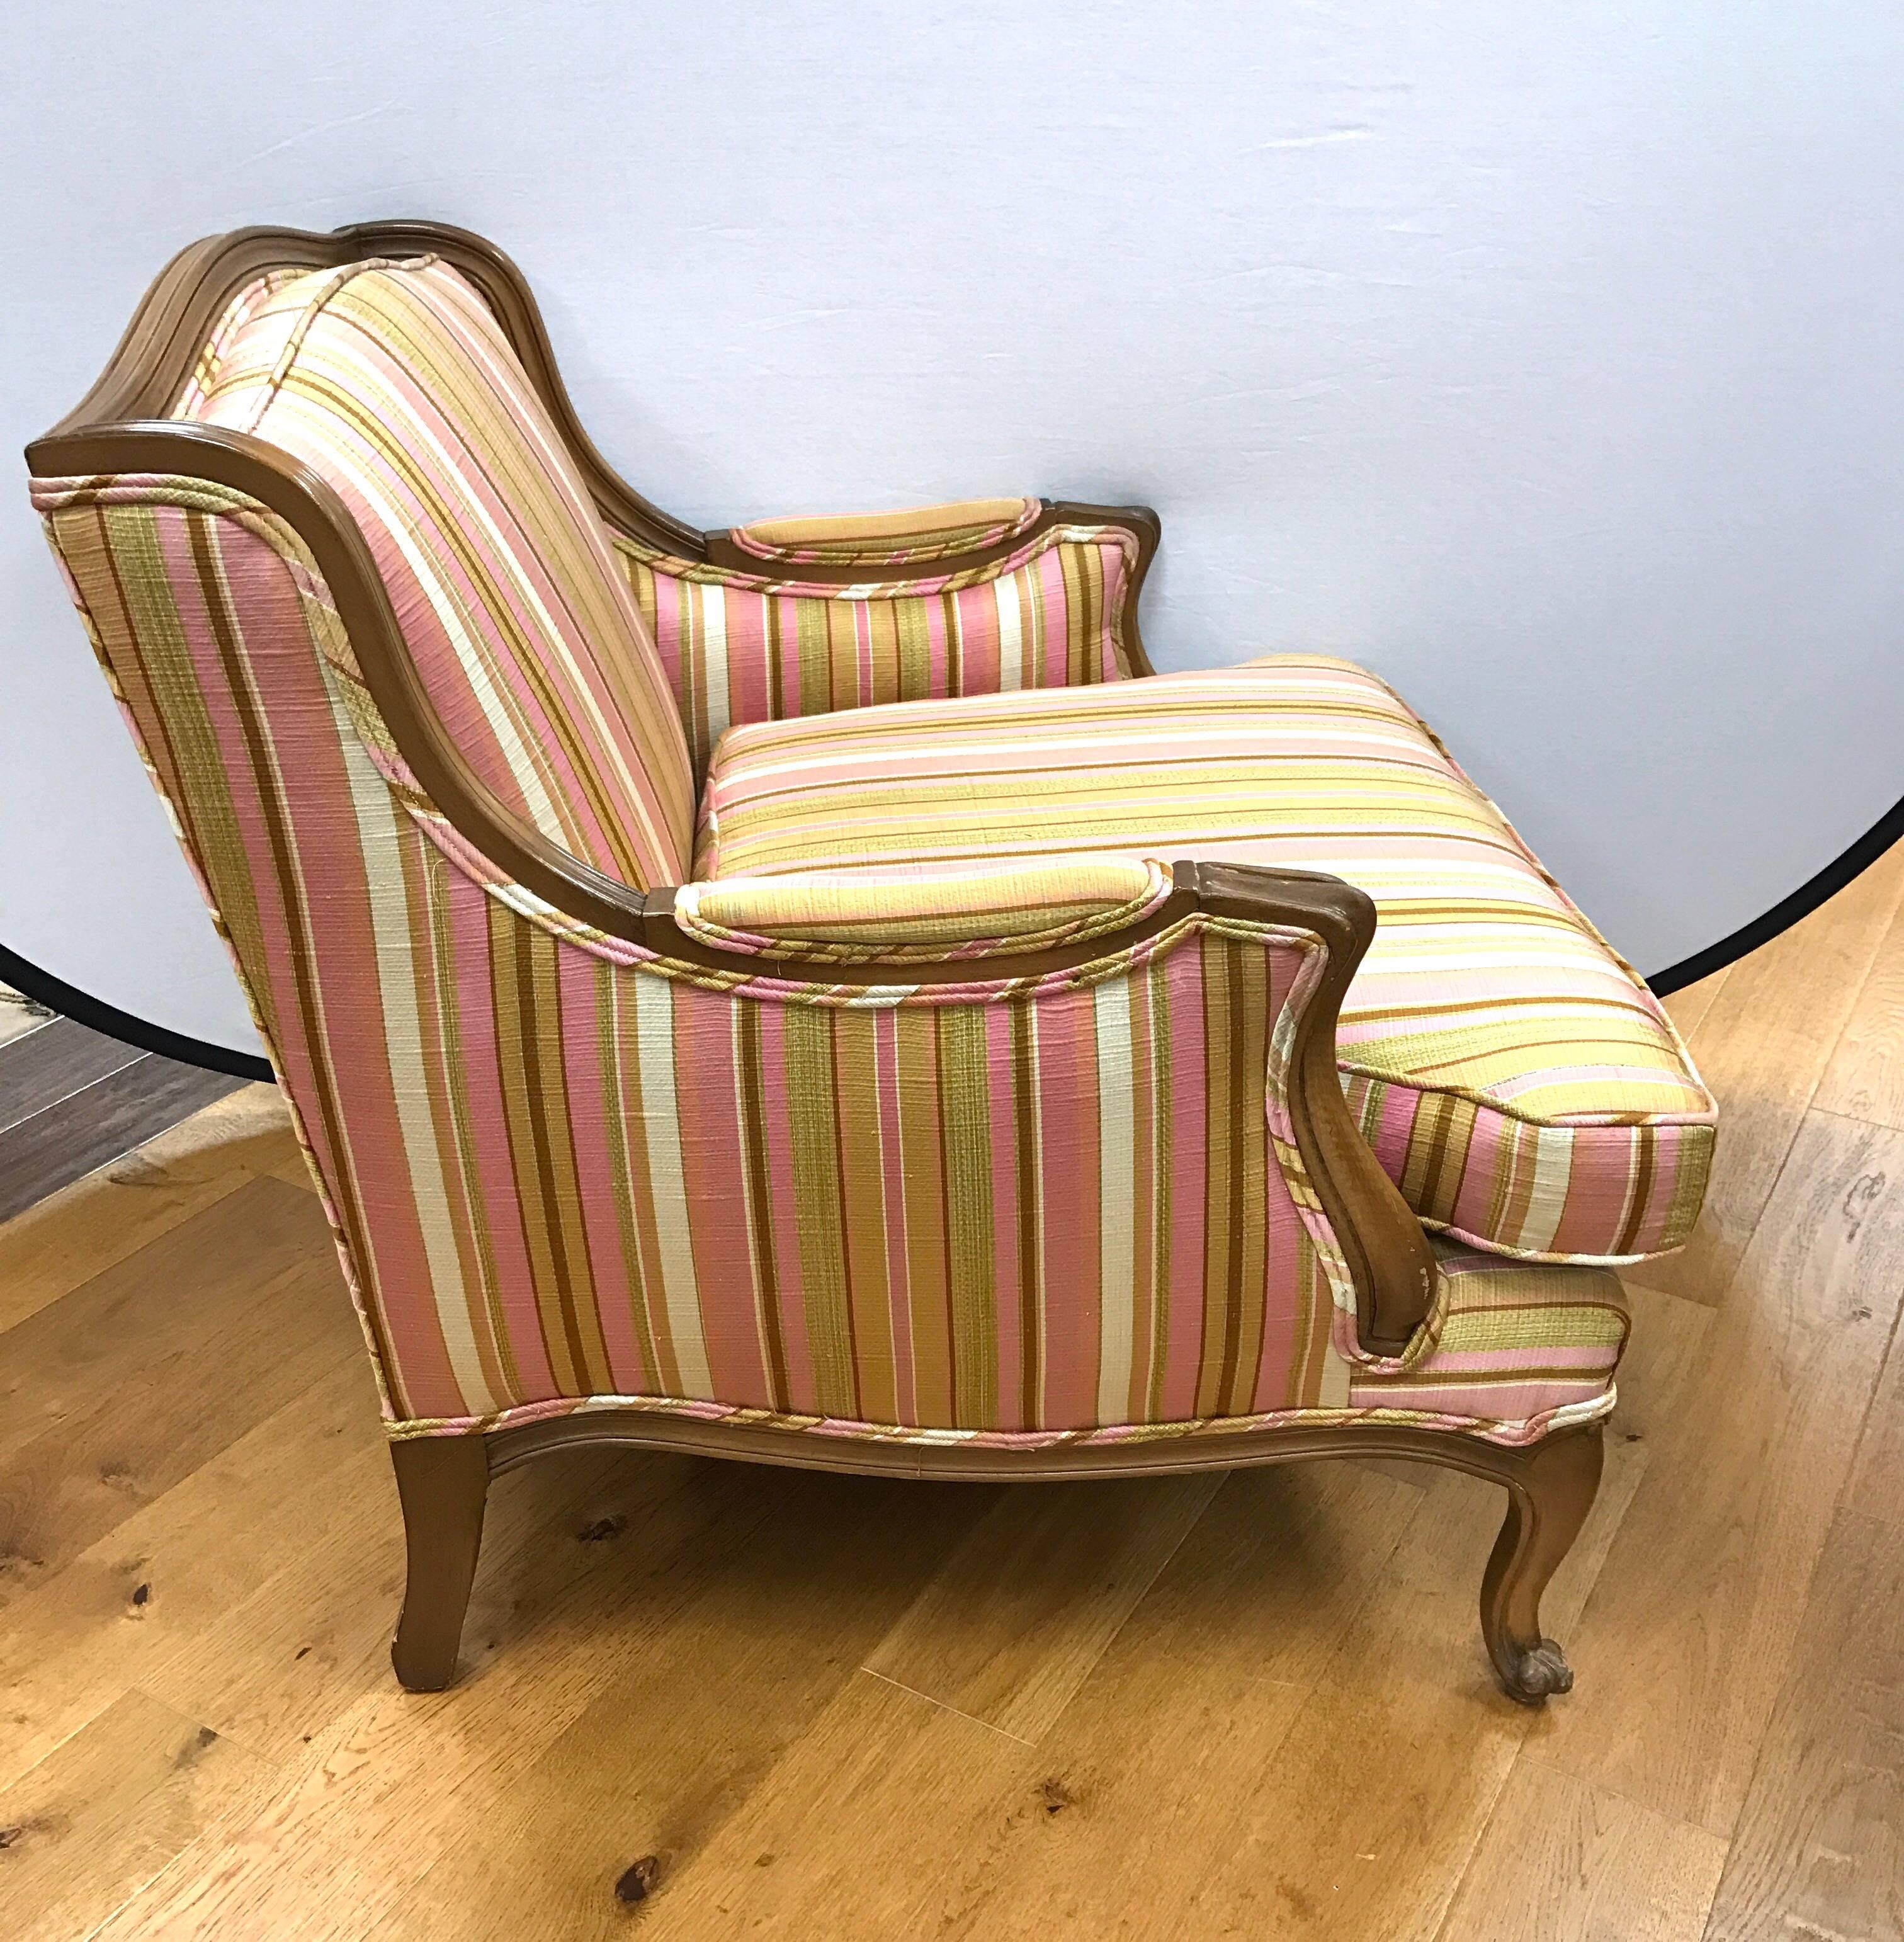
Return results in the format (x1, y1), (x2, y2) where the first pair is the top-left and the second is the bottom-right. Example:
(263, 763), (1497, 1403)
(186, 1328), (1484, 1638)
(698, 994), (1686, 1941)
(0, 1014), (244, 1224)
(4, 861), (1904, 1940)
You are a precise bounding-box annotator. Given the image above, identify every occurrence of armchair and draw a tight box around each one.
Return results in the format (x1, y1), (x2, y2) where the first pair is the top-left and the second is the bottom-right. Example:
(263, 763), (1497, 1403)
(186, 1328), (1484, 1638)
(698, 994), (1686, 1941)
(27, 222), (1714, 1705)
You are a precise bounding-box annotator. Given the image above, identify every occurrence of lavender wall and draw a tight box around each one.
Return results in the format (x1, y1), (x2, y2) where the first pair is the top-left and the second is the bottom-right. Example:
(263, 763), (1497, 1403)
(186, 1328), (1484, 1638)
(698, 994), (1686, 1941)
(5, 1), (1900, 1055)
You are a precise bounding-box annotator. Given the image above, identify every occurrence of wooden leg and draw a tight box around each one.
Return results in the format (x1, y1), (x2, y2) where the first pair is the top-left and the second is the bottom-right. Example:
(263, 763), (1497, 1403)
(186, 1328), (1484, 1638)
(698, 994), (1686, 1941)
(389, 1434), (490, 1693)
(1479, 1423), (1604, 1704)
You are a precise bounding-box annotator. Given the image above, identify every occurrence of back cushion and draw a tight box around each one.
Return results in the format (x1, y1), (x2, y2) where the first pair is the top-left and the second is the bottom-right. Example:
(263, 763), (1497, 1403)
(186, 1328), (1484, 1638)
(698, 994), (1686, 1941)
(181, 257), (695, 890)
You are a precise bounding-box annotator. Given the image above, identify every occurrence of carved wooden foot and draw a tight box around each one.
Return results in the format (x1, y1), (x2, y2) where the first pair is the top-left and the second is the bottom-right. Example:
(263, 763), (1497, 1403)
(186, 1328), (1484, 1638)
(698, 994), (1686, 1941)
(1479, 1424), (1603, 1705)
(388, 1433), (490, 1692)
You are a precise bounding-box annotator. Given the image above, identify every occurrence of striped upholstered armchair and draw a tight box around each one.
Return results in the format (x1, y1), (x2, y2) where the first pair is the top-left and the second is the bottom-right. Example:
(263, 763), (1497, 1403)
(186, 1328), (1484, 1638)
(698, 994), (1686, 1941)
(28, 222), (1714, 1703)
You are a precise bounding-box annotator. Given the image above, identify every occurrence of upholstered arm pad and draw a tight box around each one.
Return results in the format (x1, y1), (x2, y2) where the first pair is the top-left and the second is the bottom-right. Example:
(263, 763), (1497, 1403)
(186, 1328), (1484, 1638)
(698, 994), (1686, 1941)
(668, 856), (1172, 962)
(725, 497), (1040, 568)
(610, 499), (1154, 776)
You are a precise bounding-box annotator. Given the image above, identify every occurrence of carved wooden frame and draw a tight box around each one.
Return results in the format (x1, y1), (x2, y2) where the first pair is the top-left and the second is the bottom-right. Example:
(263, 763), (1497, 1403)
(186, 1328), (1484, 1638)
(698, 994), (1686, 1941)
(29, 220), (1606, 1706)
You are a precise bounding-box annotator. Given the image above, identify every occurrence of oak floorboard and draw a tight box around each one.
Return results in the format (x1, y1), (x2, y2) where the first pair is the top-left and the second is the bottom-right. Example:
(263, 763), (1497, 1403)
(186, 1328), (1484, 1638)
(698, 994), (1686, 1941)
(1662, 966), (1732, 1045)
(0, 1169), (340, 1463)
(1539, 1276), (1714, 1636)
(0, 1688), (262, 1942)
(914, 1460), (1420, 1942)
(1814, 890), (1904, 1132)
(143, 1436), (841, 1763)
(1538, 1111), (1904, 1835)
(1847, 1302), (1904, 1508)
(646, 1462), (1419, 1940)
(1638, 843), (1904, 1305)
(0, 1178), (359, 1607)
(383, 1469), (1004, 1939)
(0, 1353), (382, 1785)
(91, 1462), (996, 1941)
(1436, 1760), (1728, 1942)
(1165, 1463), (1529, 1941)
(635, 1672), (1031, 1939)
(1703, 1506), (1904, 1942)
(0, 1082), (302, 1337)
(1176, 1280), (1705, 1942)
(864, 1470), (1223, 1741)
(1155, 1268), (1712, 1942)
(256, 1139), (319, 1192)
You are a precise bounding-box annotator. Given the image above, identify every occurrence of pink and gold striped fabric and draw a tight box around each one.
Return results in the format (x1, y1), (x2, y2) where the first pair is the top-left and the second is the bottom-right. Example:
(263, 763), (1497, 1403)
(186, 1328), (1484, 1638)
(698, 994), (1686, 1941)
(697, 661), (1717, 1264)
(447, 1239), (1628, 1451)
(180, 258), (695, 889)
(34, 472), (1624, 1445)
(614, 523), (1138, 776)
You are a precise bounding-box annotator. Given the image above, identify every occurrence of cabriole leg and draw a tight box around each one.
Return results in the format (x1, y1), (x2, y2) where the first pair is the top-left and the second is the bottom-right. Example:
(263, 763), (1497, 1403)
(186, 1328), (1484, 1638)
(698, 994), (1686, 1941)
(1480, 1424), (1604, 1704)
(389, 1433), (490, 1693)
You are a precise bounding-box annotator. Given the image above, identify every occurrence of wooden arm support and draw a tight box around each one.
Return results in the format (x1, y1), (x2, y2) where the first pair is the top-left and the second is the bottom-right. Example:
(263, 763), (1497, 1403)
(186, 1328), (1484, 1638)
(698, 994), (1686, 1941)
(1191, 863), (1437, 1353)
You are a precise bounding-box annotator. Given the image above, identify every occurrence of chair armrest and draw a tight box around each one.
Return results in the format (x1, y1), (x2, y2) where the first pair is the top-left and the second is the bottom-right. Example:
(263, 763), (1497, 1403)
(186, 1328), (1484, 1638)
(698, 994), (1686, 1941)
(714, 497), (1042, 570)
(666, 856), (1172, 962)
(695, 497), (1159, 611)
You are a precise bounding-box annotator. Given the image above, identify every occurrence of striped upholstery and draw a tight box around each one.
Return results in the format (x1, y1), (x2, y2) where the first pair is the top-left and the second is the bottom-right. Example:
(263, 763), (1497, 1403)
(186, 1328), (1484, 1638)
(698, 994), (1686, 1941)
(727, 496), (1040, 566)
(422, 1241), (1629, 1452)
(698, 659), (1717, 1264)
(173, 266), (309, 417)
(1359, 1244), (1627, 1426)
(181, 258), (694, 888)
(34, 474), (1621, 1444)
(614, 523), (1138, 777)
(671, 856), (1171, 960)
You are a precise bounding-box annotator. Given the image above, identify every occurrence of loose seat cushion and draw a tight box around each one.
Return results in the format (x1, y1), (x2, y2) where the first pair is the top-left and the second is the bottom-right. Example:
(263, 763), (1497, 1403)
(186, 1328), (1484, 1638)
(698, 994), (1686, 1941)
(181, 257), (696, 889)
(697, 655), (1716, 1264)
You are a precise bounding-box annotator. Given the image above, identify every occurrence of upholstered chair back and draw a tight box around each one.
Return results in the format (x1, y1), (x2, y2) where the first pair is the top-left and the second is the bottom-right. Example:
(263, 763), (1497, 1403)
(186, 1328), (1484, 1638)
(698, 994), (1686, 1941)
(176, 256), (695, 887)
(31, 254), (701, 1421)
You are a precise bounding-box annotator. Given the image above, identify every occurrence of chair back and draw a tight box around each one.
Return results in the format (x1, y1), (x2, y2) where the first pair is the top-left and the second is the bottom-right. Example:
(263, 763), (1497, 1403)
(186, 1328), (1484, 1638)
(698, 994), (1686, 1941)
(174, 254), (695, 889)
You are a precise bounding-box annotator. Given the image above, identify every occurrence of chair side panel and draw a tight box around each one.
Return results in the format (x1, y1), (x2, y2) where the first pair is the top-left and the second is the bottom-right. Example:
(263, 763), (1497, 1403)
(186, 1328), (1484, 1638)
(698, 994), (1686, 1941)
(20, 484), (1342, 1438)
(35, 480), (463, 1419)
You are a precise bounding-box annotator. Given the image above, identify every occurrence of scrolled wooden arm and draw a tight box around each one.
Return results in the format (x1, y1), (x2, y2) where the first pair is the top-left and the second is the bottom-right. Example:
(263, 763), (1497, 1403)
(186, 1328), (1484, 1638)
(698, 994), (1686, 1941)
(1190, 863), (1437, 1353)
